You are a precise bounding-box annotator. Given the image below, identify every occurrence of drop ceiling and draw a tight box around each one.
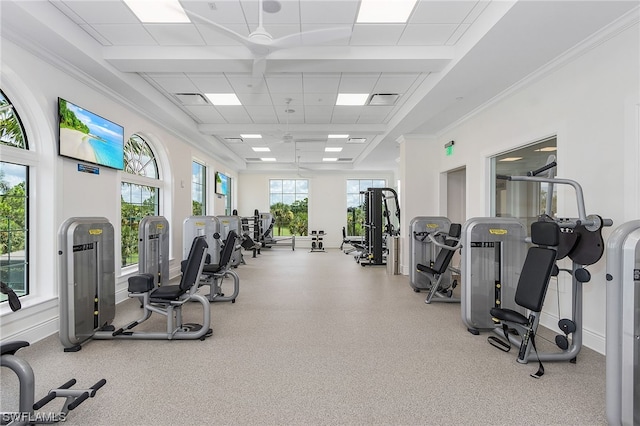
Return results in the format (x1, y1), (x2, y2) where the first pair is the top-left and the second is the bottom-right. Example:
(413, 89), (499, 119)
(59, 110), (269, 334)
(2, 0), (638, 172)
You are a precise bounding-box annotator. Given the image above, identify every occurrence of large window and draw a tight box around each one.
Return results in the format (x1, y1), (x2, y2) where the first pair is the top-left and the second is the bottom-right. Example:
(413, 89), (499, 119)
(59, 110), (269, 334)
(492, 137), (557, 228)
(121, 134), (159, 267)
(192, 161), (206, 215)
(346, 179), (386, 236)
(269, 179), (308, 236)
(0, 89), (29, 302)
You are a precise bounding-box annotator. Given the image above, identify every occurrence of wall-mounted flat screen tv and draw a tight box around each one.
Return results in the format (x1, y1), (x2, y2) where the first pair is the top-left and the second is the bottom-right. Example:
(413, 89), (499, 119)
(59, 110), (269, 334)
(215, 172), (228, 196)
(58, 98), (125, 170)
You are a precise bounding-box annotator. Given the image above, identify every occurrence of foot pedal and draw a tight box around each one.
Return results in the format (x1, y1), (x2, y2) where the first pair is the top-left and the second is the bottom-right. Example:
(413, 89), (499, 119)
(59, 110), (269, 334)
(488, 336), (511, 352)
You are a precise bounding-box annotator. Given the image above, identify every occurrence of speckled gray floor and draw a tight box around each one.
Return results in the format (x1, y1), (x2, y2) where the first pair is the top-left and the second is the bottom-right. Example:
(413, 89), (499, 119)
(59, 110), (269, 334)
(1, 248), (607, 425)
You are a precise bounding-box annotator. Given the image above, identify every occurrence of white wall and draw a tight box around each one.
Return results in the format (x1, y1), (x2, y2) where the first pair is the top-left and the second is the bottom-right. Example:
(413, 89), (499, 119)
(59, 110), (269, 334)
(237, 171), (395, 249)
(399, 21), (640, 354)
(0, 38), (238, 342)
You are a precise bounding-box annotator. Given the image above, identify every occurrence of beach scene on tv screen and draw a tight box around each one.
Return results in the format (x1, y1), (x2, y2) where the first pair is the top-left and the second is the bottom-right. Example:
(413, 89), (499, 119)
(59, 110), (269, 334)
(59, 99), (124, 169)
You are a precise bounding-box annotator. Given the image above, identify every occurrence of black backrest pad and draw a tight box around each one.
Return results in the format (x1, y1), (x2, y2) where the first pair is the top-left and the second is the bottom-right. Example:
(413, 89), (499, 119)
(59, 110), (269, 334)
(180, 236), (208, 291)
(218, 230), (238, 267)
(448, 223), (462, 238)
(531, 221), (560, 246)
(514, 247), (557, 312)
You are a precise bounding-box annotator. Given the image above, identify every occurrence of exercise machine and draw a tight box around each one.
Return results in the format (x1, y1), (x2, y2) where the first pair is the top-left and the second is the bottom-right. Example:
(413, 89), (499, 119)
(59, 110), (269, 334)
(409, 216), (451, 292)
(58, 217), (212, 351)
(138, 216), (169, 286)
(461, 217), (528, 333)
(191, 230), (240, 303)
(310, 231), (325, 252)
(415, 223), (462, 304)
(1, 282), (105, 425)
(605, 220), (640, 425)
(183, 216), (221, 266)
(464, 159), (612, 367)
(259, 212), (295, 250)
(217, 215), (244, 266)
(360, 187), (400, 266)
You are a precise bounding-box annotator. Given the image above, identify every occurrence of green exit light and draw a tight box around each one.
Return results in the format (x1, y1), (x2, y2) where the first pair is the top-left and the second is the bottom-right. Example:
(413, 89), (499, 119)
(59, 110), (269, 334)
(445, 145), (454, 156)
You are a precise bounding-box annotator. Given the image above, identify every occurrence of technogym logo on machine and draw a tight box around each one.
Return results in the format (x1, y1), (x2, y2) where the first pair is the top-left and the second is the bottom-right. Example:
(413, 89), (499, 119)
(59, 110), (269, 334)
(1, 412), (67, 423)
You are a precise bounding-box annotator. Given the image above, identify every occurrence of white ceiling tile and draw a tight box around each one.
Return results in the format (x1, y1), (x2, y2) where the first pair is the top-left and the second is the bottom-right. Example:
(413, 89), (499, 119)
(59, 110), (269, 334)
(185, 105), (226, 123)
(216, 106), (252, 123)
(189, 75), (234, 92)
(373, 74), (420, 94)
(241, 0), (301, 25)
(59, 1), (139, 24)
(304, 106), (334, 123)
(227, 75), (266, 94)
(196, 23), (249, 45)
(299, 24), (352, 46)
(349, 25), (405, 46)
(266, 74), (303, 93)
(181, 0), (248, 24)
(302, 76), (340, 93)
(464, 1), (491, 24)
(89, 24), (157, 46)
(272, 94), (305, 107)
(398, 24), (458, 45)
(236, 92), (274, 105)
(338, 75), (379, 93)
(300, 1), (360, 24)
(244, 105), (278, 122)
(303, 93), (337, 106)
(410, 1), (479, 24)
(143, 24), (206, 45)
(150, 76), (198, 93)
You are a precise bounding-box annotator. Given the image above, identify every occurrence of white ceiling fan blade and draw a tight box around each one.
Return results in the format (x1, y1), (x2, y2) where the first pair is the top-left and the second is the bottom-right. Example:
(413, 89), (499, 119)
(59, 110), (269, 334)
(182, 7), (253, 48)
(251, 57), (267, 90)
(271, 26), (352, 50)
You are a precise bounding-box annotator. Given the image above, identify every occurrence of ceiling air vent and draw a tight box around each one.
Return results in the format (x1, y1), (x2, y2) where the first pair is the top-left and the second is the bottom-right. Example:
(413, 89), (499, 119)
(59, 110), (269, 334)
(245, 157), (261, 162)
(368, 93), (400, 106)
(347, 137), (366, 144)
(224, 137), (244, 143)
(174, 93), (210, 105)
(338, 158), (353, 162)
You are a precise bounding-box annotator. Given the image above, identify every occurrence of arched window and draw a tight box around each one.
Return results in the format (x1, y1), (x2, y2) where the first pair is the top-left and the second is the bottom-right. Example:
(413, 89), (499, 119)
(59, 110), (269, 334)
(0, 89), (29, 301)
(121, 134), (159, 267)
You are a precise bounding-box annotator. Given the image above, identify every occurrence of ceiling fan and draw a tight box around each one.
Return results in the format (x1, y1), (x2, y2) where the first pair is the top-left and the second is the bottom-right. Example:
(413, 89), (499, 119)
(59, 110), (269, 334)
(183, 0), (352, 84)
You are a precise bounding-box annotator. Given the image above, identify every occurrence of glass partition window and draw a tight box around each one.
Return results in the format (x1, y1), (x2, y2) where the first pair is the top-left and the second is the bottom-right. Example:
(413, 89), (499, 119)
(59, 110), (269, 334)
(492, 137), (557, 228)
(346, 179), (386, 236)
(0, 89), (29, 302)
(192, 161), (206, 215)
(269, 179), (308, 236)
(121, 134), (159, 267)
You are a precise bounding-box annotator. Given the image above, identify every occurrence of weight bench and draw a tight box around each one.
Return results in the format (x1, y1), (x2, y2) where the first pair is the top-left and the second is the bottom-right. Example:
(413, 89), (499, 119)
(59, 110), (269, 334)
(96, 236), (212, 341)
(416, 223), (462, 304)
(488, 220), (560, 378)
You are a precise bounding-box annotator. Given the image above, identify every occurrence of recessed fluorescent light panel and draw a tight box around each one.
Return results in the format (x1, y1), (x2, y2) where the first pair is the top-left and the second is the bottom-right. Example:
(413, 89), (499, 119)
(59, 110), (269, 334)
(336, 93), (369, 106)
(535, 147), (557, 152)
(357, 0), (418, 23)
(499, 157), (523, 162)
(328, 134), (349, 139)
(323, 158), (338, 162)
(325, 147), (343, 152)
(347, 137), (367, 144)
(260, 158), (276, 161)
(124, 0), (190, 23)
(252, 147), (271, 152)
(240, 134), (262, 139)
(205, 93), (242, 106)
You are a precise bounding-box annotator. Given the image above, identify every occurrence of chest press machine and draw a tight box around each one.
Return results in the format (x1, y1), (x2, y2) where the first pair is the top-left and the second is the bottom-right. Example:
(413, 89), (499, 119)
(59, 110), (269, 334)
(58, 217), (212, 352)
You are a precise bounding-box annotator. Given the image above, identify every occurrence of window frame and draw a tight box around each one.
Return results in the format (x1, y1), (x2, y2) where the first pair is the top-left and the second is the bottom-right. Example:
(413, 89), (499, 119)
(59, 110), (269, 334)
(192, 160), (207, 216)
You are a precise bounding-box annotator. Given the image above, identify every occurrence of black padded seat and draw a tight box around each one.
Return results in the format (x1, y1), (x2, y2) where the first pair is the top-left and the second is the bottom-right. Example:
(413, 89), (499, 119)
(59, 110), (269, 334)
(489, 308), (527, 325)
(202, 230), (238, 276)
(1, 341), (29, 356)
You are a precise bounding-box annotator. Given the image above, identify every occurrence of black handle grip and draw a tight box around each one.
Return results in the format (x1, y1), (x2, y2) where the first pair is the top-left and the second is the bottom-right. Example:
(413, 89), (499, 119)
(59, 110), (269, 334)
(33, 392), (57, 410)
(68, 392), (90, 410)
(90, 379), (107, 396)
(58, 379), (77, 390)
(495, 174), (511, 181)
(527, 161), (557, 176)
